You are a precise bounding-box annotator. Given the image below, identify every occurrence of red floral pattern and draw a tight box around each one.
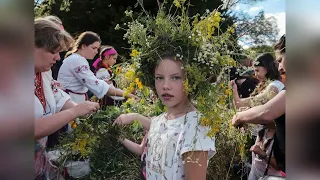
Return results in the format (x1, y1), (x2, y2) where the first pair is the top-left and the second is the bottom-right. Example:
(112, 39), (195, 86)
(74, 65), (89, 73)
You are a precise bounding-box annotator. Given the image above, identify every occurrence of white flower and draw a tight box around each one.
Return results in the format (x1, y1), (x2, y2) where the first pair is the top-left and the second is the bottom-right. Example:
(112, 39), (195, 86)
(188, 36), (191, 39)
(125, 10), (133, 17)
(114, 24), (120, 30)
(176, 54), (180, 57)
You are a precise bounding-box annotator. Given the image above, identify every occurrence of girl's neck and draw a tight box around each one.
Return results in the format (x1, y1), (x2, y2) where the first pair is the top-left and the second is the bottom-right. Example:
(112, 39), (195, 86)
(76, 50), (86, 59)
(101, 60), (110, 68)
(165, 99), (196, 120)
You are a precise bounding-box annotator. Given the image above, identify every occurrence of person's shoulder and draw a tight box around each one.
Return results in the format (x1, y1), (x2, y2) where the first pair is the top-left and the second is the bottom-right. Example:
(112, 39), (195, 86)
(96, 68), (108, 73)
(65, 53), (88, 64)
(269, 80), (284, 90)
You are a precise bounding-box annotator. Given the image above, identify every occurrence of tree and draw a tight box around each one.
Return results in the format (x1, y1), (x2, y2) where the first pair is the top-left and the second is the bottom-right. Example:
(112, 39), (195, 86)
(235, 11), (279, 46)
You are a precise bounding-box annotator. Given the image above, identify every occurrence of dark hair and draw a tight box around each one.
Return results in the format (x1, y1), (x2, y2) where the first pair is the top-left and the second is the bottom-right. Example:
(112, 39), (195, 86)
(254, 53), (281, 81)
(96, 45), (116, 70)
(65, 31), (101, 58)
(274, 34), (285, 54)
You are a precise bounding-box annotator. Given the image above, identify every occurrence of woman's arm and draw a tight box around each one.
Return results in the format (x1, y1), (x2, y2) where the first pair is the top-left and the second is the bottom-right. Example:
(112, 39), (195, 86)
(183, 151), (208, 180)
(35, 101), (99, 140)
(107, 87), (136, 99)
(232, 90), (285, 126)
(231, 82), (279, 109)
(61, 99), (77, 111)
(35, 108), (78, 140)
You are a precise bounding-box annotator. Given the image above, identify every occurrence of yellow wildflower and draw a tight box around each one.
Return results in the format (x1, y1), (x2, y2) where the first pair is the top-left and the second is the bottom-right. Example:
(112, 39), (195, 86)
(116, 66), (122, 75)
(135, 78), (143, 90)
(130, 49), (139, 57)
(70, 120), (77, 129)
(125, 70), (135, 81)
(173, 0), (181, 8)
(225, 88), (232, 96)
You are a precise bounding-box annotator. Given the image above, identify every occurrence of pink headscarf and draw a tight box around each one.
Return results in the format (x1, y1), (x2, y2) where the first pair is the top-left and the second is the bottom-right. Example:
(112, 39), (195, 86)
(92, 48), (117, 69)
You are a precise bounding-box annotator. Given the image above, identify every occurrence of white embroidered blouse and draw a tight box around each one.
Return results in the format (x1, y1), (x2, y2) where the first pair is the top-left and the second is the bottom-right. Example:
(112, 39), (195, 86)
(57, 53), (110, 99)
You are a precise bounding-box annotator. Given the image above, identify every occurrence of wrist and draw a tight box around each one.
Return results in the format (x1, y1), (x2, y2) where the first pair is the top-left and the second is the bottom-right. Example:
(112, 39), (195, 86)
(68, 108), (80, 120)
(258, 153), (267, 160)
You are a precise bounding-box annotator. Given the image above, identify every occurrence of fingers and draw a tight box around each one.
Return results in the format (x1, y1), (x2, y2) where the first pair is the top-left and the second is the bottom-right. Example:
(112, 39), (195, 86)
(113, 116), (122, 126)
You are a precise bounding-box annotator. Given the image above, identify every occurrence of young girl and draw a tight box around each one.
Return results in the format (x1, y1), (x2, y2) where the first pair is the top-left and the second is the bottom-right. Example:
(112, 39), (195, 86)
(93, 45), (125, 107)
(57, 31), (136, 103)
(113, 55), (216, 180)
(230, 53), (284, 109)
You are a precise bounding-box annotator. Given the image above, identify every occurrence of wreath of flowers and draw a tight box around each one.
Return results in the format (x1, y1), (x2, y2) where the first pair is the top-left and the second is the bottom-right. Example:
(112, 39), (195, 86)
(116, 1), (239, 137)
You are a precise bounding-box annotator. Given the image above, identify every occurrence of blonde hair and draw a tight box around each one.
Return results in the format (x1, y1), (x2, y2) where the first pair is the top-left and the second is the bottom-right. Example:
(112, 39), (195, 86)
(34, 18), (73, 52)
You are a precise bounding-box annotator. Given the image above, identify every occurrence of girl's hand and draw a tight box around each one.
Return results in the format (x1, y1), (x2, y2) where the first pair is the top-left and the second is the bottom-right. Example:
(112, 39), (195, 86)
(250, 144), (265, 156)
(113, 113), (139, 126)
(229, 80), (237, 91)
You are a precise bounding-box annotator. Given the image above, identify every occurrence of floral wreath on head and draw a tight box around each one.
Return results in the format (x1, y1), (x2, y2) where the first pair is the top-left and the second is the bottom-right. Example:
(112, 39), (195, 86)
(116, 0), (240, 137)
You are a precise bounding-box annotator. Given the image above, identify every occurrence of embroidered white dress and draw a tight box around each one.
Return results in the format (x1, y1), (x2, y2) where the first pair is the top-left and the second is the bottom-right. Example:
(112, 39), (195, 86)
(146, 111), (216, 180)
(34, 71), (71, 178)
(95, 67), (125, 100)
(57, 53), (110, 103)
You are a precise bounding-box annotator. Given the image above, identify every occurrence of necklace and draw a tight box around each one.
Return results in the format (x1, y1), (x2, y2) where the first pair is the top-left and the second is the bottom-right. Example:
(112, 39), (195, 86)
(34, 72), (46, 112)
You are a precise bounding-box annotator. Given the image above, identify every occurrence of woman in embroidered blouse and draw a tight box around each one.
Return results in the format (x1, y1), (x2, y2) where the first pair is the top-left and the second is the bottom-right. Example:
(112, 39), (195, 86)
(57, 32), (136, 103)
(93, 45), (126, 106)
(34, 18), (100, 179)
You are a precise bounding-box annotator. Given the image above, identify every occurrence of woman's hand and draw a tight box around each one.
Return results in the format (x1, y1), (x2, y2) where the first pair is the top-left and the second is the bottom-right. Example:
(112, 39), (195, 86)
(229, 80), (237, 91)
(113, 113), (139, 126)
(104, 78), (113, 85)
(126, 93), (140, 101)
(250, 144), (266, 156)
(71, 101), (100, 117)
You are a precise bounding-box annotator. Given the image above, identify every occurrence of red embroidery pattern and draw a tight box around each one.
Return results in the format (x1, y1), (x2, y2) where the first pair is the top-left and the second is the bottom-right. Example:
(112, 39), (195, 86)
(95, 80), (99, 85)
(51, 80), (61, 93)
(74, 65), (89, 73)
(34, 72), (46, 111)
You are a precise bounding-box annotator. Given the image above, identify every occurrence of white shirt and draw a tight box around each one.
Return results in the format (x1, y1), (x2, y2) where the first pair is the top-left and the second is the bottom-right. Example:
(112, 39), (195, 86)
(95, 68), (125, 100)
(249, 130), (282, 180)
(34, 71), (70, 176)
(146, 111), (216, 180)
(268, 80), (285, 92)
(57, 53), (110, 99)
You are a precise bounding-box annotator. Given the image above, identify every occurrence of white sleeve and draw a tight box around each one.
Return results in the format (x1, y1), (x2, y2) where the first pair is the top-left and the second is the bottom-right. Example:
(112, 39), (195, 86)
(180, 113), (216, 159)
(96, 68), (111, 80)
(52, 81), (71, 112)
(71, 57), (110, 99)
(269, 80), (285, 92)
(43, 71), (71, 113)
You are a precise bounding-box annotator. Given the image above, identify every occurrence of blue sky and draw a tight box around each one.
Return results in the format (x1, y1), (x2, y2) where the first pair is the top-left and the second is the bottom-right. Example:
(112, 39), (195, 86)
(233, 0), (285, 35)
(232, 0), (285, 47)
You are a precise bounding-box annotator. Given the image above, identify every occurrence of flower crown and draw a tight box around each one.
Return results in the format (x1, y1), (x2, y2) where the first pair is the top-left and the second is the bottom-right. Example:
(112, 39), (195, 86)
(117, 2), (237, 99)
(116, 1), (239, 137)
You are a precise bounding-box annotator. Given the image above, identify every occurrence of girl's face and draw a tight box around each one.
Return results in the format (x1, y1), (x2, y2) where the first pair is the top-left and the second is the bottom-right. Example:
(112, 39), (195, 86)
(155, 59), (188, 108)
(104, 54), (118, 67)
(34, 47), (60, 72)
(81, 41), (100, 60)
(253, 66), (267, 81)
